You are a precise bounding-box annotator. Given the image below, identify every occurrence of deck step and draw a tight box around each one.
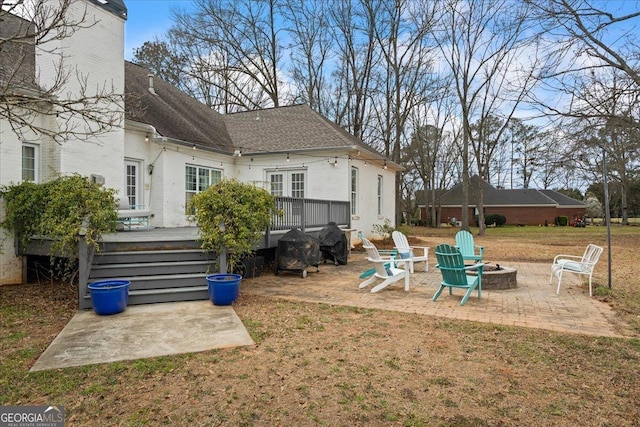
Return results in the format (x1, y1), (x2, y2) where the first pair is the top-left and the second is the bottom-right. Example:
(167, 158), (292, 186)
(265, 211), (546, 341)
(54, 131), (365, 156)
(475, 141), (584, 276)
(82, 285), (210, 306)
(93, 249), (211, 265)
(89, 260), (216, 278)
(84, 243), (217, 307)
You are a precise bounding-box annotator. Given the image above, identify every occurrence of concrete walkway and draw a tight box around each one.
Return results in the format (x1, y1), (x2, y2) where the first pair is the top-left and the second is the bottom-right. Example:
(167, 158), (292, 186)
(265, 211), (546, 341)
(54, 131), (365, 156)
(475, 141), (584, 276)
(242, 253), (629, 338)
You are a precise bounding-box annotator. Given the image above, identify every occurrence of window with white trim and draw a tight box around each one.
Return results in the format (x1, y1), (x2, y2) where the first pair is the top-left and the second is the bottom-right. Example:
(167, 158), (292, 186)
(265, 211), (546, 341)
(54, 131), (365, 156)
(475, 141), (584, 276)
(291, 172), (305, 198)
(270, 173), (284, 196)
(267, 170), (305, 198)
(377, 175), (383, 215)
(185, 165), (222, 213)
(351, 166), (358, 215)
(125, 159), (141, 208)
(22, 143), (39, 182)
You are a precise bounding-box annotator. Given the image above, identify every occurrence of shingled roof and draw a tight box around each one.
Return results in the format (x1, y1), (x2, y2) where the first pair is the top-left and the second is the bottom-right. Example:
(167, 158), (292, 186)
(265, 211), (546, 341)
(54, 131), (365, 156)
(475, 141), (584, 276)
(440, 177), (585, 207)
(125, 61), (234, 153)
(0, 14), (37, 91)
(125, 64), (394, 164)
(89, 0), (127, 19)
(223, 104), (385, 158)
(538, 190), (586, 207)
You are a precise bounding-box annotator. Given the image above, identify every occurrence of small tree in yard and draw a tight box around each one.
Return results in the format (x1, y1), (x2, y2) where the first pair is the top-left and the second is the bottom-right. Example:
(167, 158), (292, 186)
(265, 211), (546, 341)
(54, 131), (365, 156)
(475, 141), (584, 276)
(189, 179), (276, 273)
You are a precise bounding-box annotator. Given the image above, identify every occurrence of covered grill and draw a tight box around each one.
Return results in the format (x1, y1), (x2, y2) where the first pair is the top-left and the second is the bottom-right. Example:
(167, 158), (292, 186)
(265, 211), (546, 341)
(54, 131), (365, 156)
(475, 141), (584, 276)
(319, 222), (348, 265)
(276, 229), (320, 278)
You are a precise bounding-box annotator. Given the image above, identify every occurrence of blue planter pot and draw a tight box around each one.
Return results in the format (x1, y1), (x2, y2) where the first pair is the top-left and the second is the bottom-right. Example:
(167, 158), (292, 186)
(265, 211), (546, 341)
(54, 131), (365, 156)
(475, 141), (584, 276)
(88, 280), (130, 315)
(206, 274), (242, 305)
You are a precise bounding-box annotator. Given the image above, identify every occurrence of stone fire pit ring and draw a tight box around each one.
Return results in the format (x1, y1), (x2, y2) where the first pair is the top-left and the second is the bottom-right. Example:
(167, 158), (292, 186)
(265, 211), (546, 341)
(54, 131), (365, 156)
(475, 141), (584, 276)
(467, 264), (517, 290)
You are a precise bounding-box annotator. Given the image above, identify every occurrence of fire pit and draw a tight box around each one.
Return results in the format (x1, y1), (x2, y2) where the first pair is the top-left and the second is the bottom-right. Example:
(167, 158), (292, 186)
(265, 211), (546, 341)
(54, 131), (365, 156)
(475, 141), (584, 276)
(468, 264), (517, 290)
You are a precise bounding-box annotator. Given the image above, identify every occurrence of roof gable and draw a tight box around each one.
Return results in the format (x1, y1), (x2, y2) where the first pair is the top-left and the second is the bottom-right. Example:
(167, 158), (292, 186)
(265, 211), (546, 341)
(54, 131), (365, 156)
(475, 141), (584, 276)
(125, 68), (395, 165)
(440, 176), (498, 205)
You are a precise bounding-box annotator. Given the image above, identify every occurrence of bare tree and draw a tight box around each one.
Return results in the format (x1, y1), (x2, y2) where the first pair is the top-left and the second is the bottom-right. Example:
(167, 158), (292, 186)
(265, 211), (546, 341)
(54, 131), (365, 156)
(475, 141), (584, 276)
(564, 71), (640, 225)
(1, 0), (123, 143)
(169, 0), (284, 111)
(526, 1), (640, 223)
(430, 0), (542, 234)
(406, 77), (460, 227)
(531, 0), (640, 91)
(327, 0), (379, 140)
(503, 118), (548, 189)
(280, 0), (334, 116)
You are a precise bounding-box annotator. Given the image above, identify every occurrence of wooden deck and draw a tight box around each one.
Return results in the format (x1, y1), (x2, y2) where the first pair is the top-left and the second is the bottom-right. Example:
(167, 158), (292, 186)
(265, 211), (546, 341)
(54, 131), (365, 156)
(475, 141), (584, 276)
(102, 227), (201, 243)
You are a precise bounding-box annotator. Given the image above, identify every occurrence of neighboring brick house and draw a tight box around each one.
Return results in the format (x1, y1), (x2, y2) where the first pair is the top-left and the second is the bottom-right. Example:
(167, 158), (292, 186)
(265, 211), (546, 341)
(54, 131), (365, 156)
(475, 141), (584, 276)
(420, 178), (586, 226)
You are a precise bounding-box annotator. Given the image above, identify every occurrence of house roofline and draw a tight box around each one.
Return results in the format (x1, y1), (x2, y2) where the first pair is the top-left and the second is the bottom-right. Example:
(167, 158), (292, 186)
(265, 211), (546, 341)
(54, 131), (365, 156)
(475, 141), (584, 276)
(125, 119), (157, 136)
(126, 119), (232, 156)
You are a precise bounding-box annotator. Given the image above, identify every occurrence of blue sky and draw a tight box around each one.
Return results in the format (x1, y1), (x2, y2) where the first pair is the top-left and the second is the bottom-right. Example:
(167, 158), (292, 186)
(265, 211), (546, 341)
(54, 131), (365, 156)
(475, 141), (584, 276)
(124, 0), (194, 60)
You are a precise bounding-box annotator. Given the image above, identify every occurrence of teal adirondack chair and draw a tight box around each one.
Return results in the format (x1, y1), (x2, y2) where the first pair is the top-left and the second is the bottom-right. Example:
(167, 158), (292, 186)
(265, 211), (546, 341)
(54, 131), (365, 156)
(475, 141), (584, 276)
(433, 244), (484, 306)
(455, 230), (484, 263)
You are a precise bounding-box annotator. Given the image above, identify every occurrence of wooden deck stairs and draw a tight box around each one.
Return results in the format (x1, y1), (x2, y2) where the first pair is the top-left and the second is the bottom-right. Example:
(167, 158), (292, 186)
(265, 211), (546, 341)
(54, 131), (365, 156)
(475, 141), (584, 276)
(79, 234), (215, 310)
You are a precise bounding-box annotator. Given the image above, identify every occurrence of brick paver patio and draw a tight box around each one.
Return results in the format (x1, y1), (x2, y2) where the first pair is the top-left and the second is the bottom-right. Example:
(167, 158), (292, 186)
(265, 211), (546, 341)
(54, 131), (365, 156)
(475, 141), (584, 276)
(242, 252), (629, 338)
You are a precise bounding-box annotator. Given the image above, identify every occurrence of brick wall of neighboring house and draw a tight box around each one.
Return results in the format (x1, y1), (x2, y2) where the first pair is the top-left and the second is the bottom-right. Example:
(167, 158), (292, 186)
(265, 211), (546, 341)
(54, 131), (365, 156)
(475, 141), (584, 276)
(485, 207), (558, 226)
(429, 206), (586, 226)
(440, 207), (475, 224)
(557, 207), (587, 222)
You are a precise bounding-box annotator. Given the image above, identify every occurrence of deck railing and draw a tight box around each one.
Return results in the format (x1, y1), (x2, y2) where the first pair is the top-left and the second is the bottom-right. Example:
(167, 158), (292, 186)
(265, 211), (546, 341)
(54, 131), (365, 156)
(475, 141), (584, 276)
(270, 197), (350, 232)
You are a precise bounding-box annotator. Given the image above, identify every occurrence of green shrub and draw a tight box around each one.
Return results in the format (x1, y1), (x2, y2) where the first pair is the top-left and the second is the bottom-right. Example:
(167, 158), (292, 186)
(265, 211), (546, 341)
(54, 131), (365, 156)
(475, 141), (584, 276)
(485, 214), (506, 226)
(189, 179), (276, 272)
(1, 175), (118, 282)
(555, 216), (569, 226)
(1, 174), (118, 257)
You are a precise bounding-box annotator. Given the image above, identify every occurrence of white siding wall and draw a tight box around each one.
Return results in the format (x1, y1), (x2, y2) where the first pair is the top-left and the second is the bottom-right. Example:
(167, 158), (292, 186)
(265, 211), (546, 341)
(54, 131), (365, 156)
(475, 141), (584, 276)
(0, 118), (28, 284)
(119, 147), (397, 238)
(37, 0), (126, 193)
(348, 159), (397, 240)
(235, 152), (396, 238)
(147, 143), (235, 227)
(234, 152), (350, 201)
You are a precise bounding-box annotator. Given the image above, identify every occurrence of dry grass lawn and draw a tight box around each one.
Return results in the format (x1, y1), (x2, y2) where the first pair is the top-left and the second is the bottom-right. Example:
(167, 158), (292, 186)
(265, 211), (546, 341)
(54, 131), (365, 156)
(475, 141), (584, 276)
(1, 225), (639, 426)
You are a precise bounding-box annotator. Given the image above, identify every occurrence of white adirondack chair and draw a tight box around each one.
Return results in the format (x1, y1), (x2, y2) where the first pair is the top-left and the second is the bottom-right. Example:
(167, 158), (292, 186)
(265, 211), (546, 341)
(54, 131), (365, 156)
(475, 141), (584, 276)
(391, 231), (429, 273)
(550, 244), (603, 296)
(359, 236), (410, 293)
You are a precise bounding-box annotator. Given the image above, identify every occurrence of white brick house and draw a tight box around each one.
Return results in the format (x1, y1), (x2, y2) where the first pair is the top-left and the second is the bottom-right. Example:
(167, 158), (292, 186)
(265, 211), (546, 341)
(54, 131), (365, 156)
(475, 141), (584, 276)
(0, 0), (400, 285)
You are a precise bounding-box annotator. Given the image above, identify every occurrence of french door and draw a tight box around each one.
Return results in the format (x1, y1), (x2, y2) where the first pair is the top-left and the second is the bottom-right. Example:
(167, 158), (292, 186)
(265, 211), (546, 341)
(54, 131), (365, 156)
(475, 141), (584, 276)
(125, 159), (142, 208)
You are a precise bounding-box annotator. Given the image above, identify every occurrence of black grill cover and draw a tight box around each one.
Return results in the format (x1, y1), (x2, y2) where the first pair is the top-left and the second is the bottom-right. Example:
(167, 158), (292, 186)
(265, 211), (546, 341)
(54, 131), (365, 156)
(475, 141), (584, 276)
(277, 229), (320, 270)
(319, 222), (348, 265)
